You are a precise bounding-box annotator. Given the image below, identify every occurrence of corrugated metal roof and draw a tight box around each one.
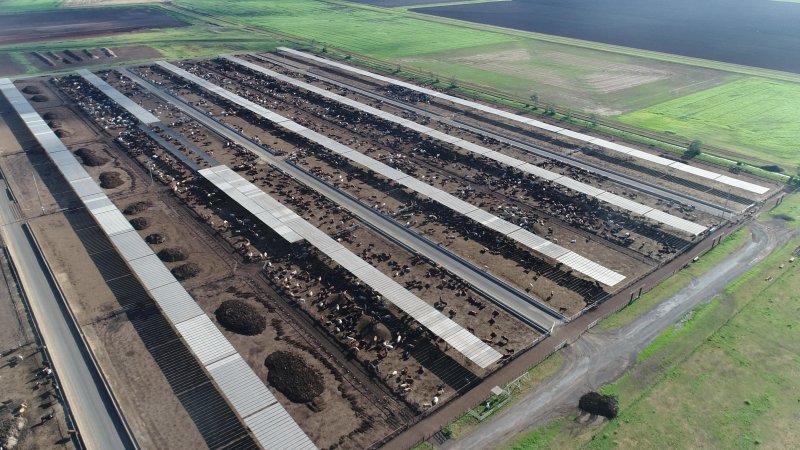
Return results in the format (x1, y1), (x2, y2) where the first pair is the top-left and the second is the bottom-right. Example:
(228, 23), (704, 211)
(276, 49), (769, 195)
(207, 354), (279, 418)
(174, 315), (237, 365)
(166, 58), (629, 284)
(644, 209), (708, 235)
(245, 404), (317, 450)
(109, 230), (154, 262)
(0, 80), (320, 449)
(128, 254), (177, 291)
(149, 281), (205, 325)
(91, 209), (135, 237)
(196, 165), (502, 369)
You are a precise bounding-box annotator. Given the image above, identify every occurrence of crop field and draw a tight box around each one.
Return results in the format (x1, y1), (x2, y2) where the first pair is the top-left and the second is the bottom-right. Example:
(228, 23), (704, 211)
(618, 78), (800, 170)
(173, 0), (736, 114)
(506, 199), (800, 449)
(0, 7), (186, 45)
(413, 0), (800, 74)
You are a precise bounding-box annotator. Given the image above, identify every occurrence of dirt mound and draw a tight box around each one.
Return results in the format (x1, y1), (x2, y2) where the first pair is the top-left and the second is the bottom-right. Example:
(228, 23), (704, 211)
(123, 200), (153, 215)
(359, 319), (391, 343)
(74, 147), (108, 166)
(145, 233), (166, 244)
(171, 263), (200, 281)
(264, 351), (324, 403)
(129, 217), (149, 230)
(54, 129), (71, 138)
(22, 85), (41, 94)
(157, 247), (187, 262)
(579, 392), (618, 419)
(215, 299), (266, 335)
(42, 111), (58, 120)
(30, 94), (49, 102)
(46, 120), (61, 128)
(99, 171), (123, 189)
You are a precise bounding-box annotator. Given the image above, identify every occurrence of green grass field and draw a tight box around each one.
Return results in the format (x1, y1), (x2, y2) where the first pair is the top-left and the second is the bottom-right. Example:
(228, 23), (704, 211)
(505, 197), (800, 449)
(618, 78), (800, 170)
(0, 0), (61, 13)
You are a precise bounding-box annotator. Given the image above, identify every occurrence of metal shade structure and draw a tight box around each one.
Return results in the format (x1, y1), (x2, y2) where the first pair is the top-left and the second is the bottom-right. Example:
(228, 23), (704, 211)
(200, 165), (503, 369)
(278, 48), (770, 196)
(225, 55), (707, 238)
(160, 62), (626, 287)
(0, 78), (316, 450)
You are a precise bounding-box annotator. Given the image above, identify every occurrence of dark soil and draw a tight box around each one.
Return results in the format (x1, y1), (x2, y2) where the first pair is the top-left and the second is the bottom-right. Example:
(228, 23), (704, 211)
(157, 247), (187, 262)
(215, 299), (266, 335)
(74, 147), (109, 167)
(415, 0), (800, 74)
(30, 94), (49, 102)
(264, 351), (324, 403)
(579, 391), (618, 419)
(42, 112), (59, 120)
(129, 217), (150, 230)
(54, 129), (71, 138)
(99, 171), (123, 189)
(171, 262), (201, 281)
(145, 233), (166, 244)
(123, 200), (153, 215)
(760, 165), (784, 173)
(22, 85), (41, 94)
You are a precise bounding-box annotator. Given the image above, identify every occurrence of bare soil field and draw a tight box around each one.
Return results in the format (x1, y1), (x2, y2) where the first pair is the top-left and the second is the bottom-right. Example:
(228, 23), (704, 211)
(0, 53), (25, 77)
(0, 8), (185, 45)
(414, 0), (800, 74)
(26, 46), (162, 74)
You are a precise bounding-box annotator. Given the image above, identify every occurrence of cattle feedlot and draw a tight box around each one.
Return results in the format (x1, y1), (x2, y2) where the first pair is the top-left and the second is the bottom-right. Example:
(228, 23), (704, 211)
(0, 34), (783, 450)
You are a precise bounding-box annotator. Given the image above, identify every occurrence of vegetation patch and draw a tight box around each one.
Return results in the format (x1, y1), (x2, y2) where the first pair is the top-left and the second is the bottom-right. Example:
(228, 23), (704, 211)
(215, 299), (267, 335)
(618, 77), (800, 170)
(264, 350), (324, 403)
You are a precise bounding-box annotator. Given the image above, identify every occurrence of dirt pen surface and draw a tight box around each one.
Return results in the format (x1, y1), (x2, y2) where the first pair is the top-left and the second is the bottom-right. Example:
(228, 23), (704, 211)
(0, 53), (25, 77)
(0, 7), (186, 45)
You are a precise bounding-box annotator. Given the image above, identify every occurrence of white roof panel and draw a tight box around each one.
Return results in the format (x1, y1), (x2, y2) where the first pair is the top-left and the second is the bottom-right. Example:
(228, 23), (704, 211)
(207, 354), (279, 418)
(644, 209), (707, 235)
(174, 314), (236, 365)
(128, 254), (178, 291)
(92, 209), (135, 236)
(245, 404), (317, 450)
(595, 192), (654, 215)
(149, 281), (205, 325)
(110, 230), (155, 262)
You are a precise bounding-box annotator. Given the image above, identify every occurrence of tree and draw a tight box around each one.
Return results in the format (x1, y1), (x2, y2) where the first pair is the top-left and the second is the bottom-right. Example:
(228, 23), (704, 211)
(685, 140), (703, 159)
(448, 76), (458, 89)
(589, 113), (599, 128)
(529, 92), (539, 108)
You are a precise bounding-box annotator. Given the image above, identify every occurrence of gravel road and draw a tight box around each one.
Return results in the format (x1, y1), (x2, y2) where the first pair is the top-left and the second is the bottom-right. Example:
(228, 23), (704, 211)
(446, 220), (794, 449)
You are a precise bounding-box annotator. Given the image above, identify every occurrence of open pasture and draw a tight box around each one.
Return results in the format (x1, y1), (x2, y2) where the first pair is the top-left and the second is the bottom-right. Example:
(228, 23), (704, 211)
(618, 78), (800, 170)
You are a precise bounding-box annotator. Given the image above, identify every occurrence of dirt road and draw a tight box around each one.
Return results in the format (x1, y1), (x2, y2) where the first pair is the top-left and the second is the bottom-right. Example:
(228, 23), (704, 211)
(445, 220), (793, 449)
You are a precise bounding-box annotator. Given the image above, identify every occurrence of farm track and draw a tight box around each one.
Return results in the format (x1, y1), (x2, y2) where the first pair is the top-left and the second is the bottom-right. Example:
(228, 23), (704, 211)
(255, 53), (748, 218)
